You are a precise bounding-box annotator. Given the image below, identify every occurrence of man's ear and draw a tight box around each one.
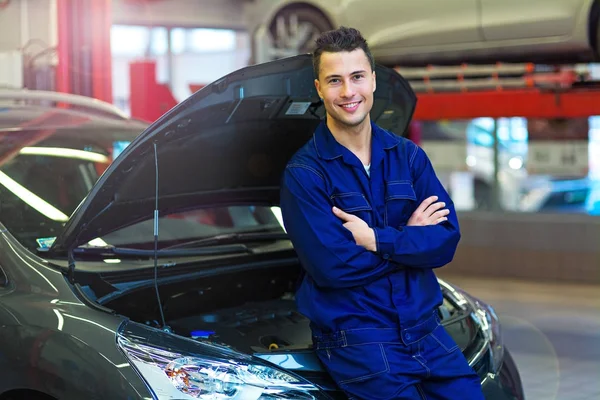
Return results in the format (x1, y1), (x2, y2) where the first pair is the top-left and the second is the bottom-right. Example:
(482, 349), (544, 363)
(372, 70), (377, 92)
(314, 78), (323, 99)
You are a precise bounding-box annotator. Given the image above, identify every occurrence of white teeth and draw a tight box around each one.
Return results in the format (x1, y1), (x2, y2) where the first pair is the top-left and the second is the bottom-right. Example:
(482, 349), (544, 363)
(341, 102), (359, 108)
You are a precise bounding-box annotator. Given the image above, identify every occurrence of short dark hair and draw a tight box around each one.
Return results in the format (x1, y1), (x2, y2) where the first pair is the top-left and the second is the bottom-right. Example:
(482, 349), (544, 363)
(312, 26), (375, 79)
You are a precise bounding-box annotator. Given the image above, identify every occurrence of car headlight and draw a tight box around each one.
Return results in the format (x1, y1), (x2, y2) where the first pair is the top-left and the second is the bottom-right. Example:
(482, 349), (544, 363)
(117, 322), (321, 400)
(442, 282), (504, 374)
(469, 297), (504, 373)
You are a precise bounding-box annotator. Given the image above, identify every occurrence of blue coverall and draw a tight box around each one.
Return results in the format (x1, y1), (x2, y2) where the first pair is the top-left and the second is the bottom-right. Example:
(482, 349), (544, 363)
(280, 121), (484, 400)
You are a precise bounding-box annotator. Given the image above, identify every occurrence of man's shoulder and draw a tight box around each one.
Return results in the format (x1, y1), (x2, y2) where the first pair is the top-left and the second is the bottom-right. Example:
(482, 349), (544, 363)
(286, 135), (321, 168)
(376, 125), (420, 158)
(282, 136), (328, 186)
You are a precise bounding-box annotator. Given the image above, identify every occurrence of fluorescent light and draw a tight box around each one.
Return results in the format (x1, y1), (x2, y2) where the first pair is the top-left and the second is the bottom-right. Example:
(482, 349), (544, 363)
(103, 259), (121, 264)
(0, 171), (69, 222)
(270, 206), (286, 232)
(19, 147), (109, 163)
(88, 237), (109, 247)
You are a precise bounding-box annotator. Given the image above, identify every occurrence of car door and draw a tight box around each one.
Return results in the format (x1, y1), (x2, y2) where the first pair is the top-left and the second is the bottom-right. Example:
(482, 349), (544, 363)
(339, 0), (481, 49)
(481, 0), (586, 41)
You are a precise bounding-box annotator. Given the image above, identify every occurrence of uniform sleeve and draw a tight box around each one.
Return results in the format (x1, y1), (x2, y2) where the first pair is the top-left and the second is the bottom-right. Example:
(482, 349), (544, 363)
(280, 164), (398, 289)
(373, 145), (461, 268)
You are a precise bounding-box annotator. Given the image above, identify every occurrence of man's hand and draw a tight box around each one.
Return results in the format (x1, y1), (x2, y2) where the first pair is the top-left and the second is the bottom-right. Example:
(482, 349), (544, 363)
(332, 207), (377, 252)
(407, 196), (449, 226)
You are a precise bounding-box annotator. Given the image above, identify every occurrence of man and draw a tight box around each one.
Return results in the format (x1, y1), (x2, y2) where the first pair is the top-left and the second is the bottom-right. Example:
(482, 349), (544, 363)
(279, 27), (485, 399)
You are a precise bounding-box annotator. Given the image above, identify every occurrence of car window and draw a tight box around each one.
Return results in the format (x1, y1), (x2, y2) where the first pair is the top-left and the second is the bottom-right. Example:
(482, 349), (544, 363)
(0, 126), (287, 252)
(0, 126), (141, 251)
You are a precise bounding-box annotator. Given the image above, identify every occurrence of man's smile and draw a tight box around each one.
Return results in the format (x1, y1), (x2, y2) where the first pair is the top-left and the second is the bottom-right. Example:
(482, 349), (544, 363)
(338, 101), (362, 111)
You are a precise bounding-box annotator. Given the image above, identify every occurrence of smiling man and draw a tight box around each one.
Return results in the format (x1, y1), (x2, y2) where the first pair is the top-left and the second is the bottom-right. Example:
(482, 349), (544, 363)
(279, 27), (485, 399)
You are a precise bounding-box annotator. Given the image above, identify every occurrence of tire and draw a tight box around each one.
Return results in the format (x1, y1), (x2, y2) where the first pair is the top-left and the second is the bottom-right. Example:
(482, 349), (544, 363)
(268, 6), (334, 58)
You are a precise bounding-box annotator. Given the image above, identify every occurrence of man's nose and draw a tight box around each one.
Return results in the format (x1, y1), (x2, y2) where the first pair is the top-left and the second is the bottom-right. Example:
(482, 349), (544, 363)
(340, 81), (355, 98)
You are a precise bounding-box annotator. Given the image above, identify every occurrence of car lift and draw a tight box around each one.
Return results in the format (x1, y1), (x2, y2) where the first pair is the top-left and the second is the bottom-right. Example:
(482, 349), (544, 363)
(396, 62), (600, 121)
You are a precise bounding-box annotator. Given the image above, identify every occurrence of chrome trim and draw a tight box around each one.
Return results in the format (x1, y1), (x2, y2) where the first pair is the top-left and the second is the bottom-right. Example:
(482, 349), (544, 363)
(467, 311), (491, 369)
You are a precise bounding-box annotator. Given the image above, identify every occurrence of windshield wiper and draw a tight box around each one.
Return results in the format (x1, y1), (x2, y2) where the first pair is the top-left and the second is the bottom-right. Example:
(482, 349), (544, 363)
(162, 231), (290, 250)
(72, 243), (251, 258)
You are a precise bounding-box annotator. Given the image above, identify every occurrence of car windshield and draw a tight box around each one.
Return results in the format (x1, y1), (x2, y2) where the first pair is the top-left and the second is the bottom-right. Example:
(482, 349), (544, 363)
(0, 124), (286, 254)
(0, 125), (138, 251)
(97, 205), (286, 251)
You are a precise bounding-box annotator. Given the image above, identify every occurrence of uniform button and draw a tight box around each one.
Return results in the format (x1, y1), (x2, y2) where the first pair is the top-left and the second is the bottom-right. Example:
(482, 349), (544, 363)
(405, 333), (411, 340)
(383, 253), (390, 260)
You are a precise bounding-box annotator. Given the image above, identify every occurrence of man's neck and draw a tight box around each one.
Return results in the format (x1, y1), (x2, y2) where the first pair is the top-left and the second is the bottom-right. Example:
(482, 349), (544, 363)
(327, 116), (372, 165)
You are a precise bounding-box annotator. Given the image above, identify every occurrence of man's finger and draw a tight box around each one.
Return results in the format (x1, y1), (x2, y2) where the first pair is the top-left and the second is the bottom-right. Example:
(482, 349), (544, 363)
(424, 201), (446, 216)
(429, 207), (449, 219)
(437, 209), (450, 217)
(434, 216), (448, 224)
(332, 206), (358, 222)
(416, 196), (438, 214)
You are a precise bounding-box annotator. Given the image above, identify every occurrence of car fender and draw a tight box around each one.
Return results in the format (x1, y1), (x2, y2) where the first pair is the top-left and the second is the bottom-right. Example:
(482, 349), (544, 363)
(0, 324), (148, 400)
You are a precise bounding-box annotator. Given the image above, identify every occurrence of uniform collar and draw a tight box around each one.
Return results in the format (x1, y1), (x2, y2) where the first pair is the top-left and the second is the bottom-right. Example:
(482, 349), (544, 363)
(313, 120), (402, 163)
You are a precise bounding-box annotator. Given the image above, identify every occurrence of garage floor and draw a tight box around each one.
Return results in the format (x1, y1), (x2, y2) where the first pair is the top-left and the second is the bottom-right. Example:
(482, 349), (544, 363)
(440, 274), (600, 400)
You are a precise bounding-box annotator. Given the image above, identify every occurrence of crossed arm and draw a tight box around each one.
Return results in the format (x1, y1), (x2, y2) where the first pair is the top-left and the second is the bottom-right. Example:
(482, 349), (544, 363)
(333, 195), (449, 252)
(280, 147), (460, 289)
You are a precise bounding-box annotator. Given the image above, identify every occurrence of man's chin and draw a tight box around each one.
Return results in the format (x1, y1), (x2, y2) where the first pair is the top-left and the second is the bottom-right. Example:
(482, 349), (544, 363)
(335, 114), (368, 128)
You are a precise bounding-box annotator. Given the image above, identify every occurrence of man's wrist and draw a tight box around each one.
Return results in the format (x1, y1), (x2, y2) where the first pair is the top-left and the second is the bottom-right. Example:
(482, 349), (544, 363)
(373, 227), (396, 260)
(368, 228), (377, 252)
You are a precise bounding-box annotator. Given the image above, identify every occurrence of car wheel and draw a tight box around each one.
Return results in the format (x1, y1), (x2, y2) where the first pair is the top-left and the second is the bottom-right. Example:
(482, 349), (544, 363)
(268, 6), (333, 59)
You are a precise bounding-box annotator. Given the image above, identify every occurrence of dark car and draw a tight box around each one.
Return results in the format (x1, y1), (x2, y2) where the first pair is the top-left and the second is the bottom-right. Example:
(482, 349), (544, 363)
(0, 56), (524, 400)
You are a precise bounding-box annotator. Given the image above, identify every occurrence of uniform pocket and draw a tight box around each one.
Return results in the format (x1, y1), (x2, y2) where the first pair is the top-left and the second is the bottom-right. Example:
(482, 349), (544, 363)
(429, 324), (460, 353)
(384, 181), (417, 228)
(317, 343), (389, 385)
(331, 192), (373, 226)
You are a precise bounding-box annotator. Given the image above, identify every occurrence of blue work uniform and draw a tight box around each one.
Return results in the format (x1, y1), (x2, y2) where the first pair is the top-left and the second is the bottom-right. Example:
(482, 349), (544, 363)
(280, 121), (484, 399)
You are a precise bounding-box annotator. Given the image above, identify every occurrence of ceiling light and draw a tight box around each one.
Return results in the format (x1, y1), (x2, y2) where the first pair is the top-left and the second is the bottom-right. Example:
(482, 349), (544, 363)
(0, 171), (68, 222)
(20, 147), (109, 163)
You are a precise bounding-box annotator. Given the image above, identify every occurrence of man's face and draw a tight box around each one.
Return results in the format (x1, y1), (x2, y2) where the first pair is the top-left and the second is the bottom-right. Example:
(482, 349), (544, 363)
(315, 49), (376, 129)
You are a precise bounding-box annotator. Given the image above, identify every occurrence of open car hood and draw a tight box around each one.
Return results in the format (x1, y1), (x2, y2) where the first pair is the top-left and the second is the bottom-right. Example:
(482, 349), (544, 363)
(50, 54), (417, 253)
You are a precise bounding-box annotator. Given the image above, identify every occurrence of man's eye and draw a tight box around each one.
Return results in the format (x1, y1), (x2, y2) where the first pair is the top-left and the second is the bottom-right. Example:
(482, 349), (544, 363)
(353, 75), (364, 80)
(329, 79), (340, 84)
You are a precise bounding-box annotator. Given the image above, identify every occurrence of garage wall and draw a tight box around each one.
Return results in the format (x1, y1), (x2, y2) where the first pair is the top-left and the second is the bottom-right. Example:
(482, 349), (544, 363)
(112, 0), (248, 30)
(0, 0), (57, 52)
(437, 211), (600, 284)
(0, 0), (57, 88)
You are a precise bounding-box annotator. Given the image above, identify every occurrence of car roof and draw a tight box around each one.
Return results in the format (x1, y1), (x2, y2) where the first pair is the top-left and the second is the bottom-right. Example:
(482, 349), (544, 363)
(0, 89), (148, 132)
(0, 105), (148, 132)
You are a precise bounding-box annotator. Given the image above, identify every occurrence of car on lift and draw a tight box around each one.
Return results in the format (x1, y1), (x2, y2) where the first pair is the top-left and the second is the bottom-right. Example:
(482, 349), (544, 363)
(245, 0), (600, 66)
(0, 58), (524, 400)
